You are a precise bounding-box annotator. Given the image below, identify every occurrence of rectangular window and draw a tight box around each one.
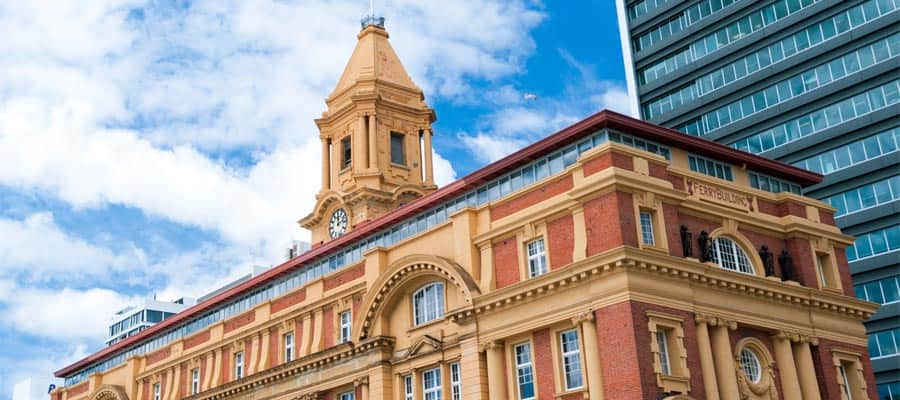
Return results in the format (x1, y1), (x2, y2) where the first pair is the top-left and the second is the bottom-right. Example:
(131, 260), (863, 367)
(656, 329), (672, 375)
(341, 137), (352, 169)
(339, 392), (355, 400)
(839, 363), (854, 399)
(514, 343), (535, 400)
(640, 211), (656, 246)
(234, 352), (244, 379)
(153, 383), (160, 400)
(450, 362), (462, 400)
(284, 332), (294, 362)
(527, 238), (548, 277)
(688, 154), (733, 181)
(560, 329), (584, 390)
(422, 367), (442, 400)
(403, 375), (413, 400)
(340, 310), (352, 344)
(191, 368), (200, 394)
(391, 132), (406, 165)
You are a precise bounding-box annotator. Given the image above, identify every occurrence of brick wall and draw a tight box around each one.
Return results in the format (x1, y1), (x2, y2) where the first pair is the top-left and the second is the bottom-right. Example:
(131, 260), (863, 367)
(595, 301), (646, 399)
(662, 203), (683, 256)
(146, 346), (171, 365)
(223, 310), (255, 334)
(493, 237), (520, 289)
(67, 382), (89, 398)
(584, 191), (638, 256)
(268, 327), (279, 368)
(323, 263), (364, 291)
(547, 214), (574, 270)
(272, 288), (307, 313)
(184, 330), (211, 350)
(221, 350), (230, 384)
(532, 328), (556, 400)
(813, 338), (879, 399)
(583, 151), (633, 177)
(785, 237), (816, 287)
(490, 175), (573, 221)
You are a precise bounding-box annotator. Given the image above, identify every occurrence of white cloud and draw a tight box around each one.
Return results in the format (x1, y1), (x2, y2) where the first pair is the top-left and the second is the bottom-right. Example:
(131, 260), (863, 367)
(0, 213), (145, 282)
(432, 150), (458, 186)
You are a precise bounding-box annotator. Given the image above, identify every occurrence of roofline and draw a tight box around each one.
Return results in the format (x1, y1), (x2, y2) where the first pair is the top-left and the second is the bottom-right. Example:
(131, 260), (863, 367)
(55, 109), (820, 377)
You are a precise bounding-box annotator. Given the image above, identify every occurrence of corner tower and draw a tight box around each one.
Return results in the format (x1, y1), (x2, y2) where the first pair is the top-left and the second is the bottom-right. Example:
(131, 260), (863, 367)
(301, 17), (437, 245)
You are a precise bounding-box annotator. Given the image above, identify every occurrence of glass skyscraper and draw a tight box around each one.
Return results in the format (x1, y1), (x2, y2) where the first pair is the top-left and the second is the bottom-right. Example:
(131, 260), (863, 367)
(616, 0), (899, 395)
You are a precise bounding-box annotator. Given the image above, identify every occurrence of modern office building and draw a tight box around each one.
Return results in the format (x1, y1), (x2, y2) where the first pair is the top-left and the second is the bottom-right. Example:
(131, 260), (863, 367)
(106, 298), (196, 346)
(616, 0), (900, 395)
(52, 16), (880, 400)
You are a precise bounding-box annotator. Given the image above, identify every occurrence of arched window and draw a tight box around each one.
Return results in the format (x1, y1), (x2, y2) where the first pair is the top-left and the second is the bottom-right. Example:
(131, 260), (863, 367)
(413, 282), (444, 325)
(739, 347), (762, 383)
(710, 237), (755, 275)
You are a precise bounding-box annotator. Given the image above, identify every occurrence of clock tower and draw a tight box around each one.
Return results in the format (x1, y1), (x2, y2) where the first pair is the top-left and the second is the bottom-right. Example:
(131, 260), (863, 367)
(300, 17), (438, 245)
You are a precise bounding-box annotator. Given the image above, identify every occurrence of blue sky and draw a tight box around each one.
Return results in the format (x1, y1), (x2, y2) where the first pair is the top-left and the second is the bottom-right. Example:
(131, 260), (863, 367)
(0, 1), (628, 398)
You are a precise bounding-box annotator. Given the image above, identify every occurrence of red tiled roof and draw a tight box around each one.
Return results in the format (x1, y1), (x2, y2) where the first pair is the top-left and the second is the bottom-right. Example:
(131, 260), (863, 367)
(54, 109), (821, 377)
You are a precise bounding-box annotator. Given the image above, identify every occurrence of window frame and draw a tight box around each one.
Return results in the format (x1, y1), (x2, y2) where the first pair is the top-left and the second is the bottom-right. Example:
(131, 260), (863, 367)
(339, 310), (352, 344)
(450, 362), (462, 400)
(412, 282), (445, 326)
(513, 342), (536, 400)
(559, 329), (585, 391)
(710, 236), (756, 275)
(391, 132), (406, 166)
(422, 367), (442, 400)
(234, 351), (244, 379)
(526, 238), (548, 278)
(191, 368), (200, 394)
(403, 375), (414, 400)
(339, 391), (355, 400)
(153, 383), (161, 400)
(284, 331), (294, 362)
(341, 136), (352, 170)
(639, 211), (656, 246)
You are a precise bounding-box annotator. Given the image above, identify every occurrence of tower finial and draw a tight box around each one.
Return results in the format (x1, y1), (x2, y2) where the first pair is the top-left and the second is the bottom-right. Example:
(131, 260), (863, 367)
(360, 0), (384, 30)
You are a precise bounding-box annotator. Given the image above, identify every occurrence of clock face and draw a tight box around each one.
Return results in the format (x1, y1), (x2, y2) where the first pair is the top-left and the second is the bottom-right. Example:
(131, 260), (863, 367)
(329, 208), (349, 239)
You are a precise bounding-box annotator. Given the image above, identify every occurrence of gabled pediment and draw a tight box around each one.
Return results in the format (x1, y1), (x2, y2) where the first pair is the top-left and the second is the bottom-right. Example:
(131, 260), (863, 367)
(398, 334), (443, 360)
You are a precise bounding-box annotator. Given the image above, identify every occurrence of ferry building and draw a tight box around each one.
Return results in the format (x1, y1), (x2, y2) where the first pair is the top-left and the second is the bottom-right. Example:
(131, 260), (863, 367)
(53, 17), (880, 400)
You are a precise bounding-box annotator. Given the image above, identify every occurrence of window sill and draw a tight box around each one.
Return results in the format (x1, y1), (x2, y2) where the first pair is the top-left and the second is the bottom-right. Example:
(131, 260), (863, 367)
(640, 244), (668, 254)
(657, 373), (690, 393)
(391, 162), (409, 170)
(554, 386), (587, 399)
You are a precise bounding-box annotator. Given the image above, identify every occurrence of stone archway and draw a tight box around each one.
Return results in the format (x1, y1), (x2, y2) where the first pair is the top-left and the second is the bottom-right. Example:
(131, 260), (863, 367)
(355, 254), (479, 340)
(88, 385), (129, 400)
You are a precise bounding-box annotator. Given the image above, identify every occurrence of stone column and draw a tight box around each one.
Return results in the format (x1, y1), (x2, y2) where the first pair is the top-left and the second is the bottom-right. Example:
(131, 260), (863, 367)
(321, 138), (331, 190)
(368, 114), (377, 169)
(355, 115), (367, 173)
(710, 319), (739, 400)
(793, 337), (822, 400)
(483, 341), (508, 400)
(423, 128), (434, 186)
(695, 315), (720, 400)
(574, 312), (604, 400)
(771, 332), (802, 400)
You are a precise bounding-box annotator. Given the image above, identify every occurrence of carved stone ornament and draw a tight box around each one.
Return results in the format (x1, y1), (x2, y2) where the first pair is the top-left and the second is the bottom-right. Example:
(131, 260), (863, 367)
(88, 385), (129, 400)
(735, 363), (778, 400)
(758, 245), (775, 277)
(680, 225), (693, 257)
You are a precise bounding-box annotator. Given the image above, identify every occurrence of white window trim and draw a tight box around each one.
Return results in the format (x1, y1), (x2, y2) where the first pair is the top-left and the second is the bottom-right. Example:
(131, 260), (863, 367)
(527, 238), (548, 278)
(640, 211), (656, 246)
(514, 342), (535, 400)
(403, 375), (414, 400)
(153, 383), (160, 400)
(234, 351), (244, 379)
(450, 362), (462, 400)
(191, 368), (200, 394)
(656, 329), (671, 375)
(422, 367), (442, 400)
(413, 283), (445, 326)
(340, 311), (352, 343)
(284, 332), (294, 362)
(339, 391), (355, 400)
(560, 329), (584, 390)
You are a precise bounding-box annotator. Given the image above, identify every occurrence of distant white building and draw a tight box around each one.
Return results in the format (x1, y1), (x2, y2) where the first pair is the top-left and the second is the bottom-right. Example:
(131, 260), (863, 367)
(106, 297), (196, 346)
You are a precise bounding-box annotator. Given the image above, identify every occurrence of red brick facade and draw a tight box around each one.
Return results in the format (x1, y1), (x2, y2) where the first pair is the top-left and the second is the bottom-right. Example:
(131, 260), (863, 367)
(183, 330), (211, 350)
(532, 328), (556, 400)
(271, 288), (307, 313)
(584, 191), (638, 255)
(323, 263), (364, 291)
(223, 310), (256, 334)
(491, 175), (573, 221)
(146, 346), (171, 365)
(323, 306), (335, 348)
(813, 338), (880, 399)
(583, 151), (633, 177)
(547, 214), (574, 270)
(493, 237), (520, 289)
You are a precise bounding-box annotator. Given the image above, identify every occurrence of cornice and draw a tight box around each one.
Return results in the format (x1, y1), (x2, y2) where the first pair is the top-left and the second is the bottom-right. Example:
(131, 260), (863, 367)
(448, 247), (877, 326)
(183, 337), (394, 400)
